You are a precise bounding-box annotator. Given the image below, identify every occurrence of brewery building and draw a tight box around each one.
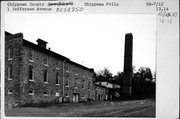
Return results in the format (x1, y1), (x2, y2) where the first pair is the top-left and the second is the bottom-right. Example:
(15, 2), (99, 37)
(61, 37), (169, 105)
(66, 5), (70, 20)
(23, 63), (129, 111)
(5, 31), (100, 107)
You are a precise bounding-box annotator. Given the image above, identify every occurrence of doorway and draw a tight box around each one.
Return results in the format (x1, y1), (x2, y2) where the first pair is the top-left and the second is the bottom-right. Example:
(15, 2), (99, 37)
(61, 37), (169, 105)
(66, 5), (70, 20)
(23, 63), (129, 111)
(73, 93), (79, 103)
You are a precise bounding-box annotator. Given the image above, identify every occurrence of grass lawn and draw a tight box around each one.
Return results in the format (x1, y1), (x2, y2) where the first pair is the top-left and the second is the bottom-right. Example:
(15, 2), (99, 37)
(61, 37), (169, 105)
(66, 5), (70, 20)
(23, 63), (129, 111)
(5, 99), (155, 117)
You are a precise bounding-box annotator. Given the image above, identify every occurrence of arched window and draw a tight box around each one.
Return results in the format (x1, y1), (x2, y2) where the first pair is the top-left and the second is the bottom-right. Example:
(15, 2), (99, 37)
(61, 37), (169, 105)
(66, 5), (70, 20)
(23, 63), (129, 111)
(8, 64), (13, 80)
(28, 65), (34, 81)
(56, 72), (59, 85)
(44, 55), (48, 66)
(44, 70), (48, 83)
(28, 49), (34, 61)
(29, 89), (34, 95)
(8, 47), (13, 60)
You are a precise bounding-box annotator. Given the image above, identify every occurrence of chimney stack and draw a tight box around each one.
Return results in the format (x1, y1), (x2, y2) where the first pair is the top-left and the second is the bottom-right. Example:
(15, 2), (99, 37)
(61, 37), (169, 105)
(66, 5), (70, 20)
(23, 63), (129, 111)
(36, 39), (47, 49)
(122, 33), (133, 96)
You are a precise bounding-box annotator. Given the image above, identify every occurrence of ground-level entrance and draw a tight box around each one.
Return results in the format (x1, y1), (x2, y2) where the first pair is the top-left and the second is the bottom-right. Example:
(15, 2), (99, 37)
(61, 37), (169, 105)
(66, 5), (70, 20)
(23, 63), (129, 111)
(73, 93), (79, 103)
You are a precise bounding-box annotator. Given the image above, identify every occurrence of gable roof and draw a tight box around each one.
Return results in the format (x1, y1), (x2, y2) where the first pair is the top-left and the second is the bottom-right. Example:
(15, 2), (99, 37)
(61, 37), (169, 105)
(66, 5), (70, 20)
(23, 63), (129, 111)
(5, 31), (94, 72)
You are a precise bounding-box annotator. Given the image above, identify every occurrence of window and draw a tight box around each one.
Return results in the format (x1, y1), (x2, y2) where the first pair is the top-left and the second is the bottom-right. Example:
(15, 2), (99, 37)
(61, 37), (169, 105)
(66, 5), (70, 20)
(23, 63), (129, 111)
(56, 72), (59, 85)
(8, 89), (12, 94)
(74, 82), (77, 89)
(44, 70), (48, 83)
(66, 70), (69, 73)
(65, 93), (69, 97)
(28, 66), (33, 81)
(44, 55), (48, 66)
(66, 80), (69, 87)
(44, 91), (48, 96)
(56, 59), (58, 65)
(29, 90), (34, 95)
(56, 59), (59, 66)
(28, 49), (34, 61)
(8, 47), (13, 60)
(55, 92), (59, 97)
(82, 76), (85, 81)
(65, 66), (69, 73)
(66, 73), (69, 77)
(88, 81), (91, 89)
(55, 59), (60, 70)
(8, 64), (13, 80)
(82, 83), (85, 90)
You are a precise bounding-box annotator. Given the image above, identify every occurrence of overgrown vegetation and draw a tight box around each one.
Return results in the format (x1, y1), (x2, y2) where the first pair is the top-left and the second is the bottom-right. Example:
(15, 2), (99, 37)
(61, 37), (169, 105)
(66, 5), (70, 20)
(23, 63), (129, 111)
(94, 66), (156, 98)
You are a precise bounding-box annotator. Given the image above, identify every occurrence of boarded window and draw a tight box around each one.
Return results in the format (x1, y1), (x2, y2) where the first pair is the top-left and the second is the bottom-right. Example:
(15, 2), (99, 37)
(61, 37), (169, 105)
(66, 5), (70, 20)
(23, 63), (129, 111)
(44, 56), (48, 65)
(28, 49), (34, 61)
(55, 92), (59, 97)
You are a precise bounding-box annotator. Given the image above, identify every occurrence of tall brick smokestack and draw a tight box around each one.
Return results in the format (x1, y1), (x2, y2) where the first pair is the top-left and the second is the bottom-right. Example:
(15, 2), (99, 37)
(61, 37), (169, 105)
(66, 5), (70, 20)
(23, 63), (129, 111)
(122, 33), (133, 96)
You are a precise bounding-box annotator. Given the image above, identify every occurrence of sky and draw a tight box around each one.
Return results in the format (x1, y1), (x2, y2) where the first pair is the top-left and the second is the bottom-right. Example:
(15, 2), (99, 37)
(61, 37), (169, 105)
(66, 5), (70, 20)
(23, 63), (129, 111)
(5, 13), (156, 75)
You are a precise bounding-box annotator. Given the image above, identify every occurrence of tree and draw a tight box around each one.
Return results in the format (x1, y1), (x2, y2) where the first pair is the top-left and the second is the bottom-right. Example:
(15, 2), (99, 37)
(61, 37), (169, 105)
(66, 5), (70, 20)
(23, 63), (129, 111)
(95, 67), (113, 82)
(153, 71), (156, 82)
(112, 71), (123, 85)
(138, 67), (153, 82)
(132, 67), (155, 97)
(132, 65), (136, 73)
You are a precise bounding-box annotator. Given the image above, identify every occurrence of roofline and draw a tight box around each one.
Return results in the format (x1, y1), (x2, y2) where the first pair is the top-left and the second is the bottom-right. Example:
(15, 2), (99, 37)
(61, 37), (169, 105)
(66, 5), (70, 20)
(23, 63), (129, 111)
(5, 31), (13, 36)
(94, 81), (121, 86)
(68, 60), (94, 72)
(23, 39), (70, 61)
(94, 83), (108, 88)
(5, 31), (23, 40)
(5, 31), (94, 72)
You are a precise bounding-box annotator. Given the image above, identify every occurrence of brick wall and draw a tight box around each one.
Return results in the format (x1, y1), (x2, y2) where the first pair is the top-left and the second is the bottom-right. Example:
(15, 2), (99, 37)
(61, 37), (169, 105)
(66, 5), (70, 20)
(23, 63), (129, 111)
(94, 85), (107, 101)
(19, 45), (65, 105)
(66, 62), (94, 102)
(5, 33), (24, 107)
(5, 32), (96, 107)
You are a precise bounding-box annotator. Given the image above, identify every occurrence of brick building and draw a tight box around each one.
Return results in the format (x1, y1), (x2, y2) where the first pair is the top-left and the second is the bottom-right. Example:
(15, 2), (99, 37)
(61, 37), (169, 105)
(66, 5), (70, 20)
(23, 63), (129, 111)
(5, 32), (95, 107)
(94, 81), (121, 101)
(94, 83), (108, 101)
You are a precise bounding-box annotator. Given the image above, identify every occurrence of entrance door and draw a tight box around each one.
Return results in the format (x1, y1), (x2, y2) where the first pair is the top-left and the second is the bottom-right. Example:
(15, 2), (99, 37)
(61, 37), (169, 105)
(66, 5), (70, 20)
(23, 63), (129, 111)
(73, 93), (79, 103)
(73, 95), (76, 102)
(98, 95), (101, 101)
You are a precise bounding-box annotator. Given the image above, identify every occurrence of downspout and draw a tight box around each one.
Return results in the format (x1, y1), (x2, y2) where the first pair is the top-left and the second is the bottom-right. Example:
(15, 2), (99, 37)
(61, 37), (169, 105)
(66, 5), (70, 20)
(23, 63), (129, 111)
(62, 60), (66, 102)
